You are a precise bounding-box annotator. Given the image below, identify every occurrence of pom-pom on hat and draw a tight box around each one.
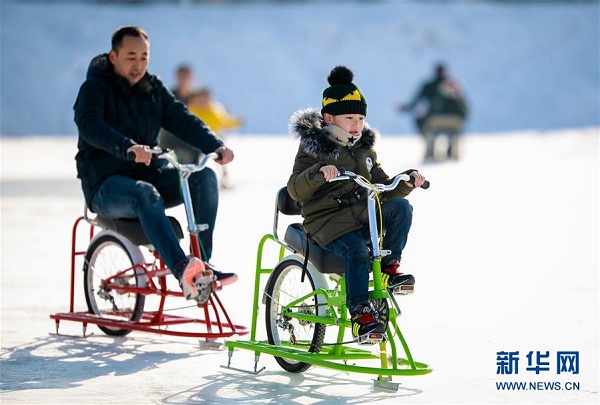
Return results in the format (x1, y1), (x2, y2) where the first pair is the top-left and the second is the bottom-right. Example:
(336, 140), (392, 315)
(321, 66), (367, 117)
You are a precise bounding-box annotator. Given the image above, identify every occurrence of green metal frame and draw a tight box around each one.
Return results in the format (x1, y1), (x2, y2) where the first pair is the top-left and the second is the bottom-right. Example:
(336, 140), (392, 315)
(224, 233), (432, 382)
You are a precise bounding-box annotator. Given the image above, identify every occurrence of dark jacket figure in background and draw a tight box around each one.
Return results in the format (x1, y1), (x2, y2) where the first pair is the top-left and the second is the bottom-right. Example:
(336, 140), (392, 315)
(400, 63), (468, 162)
(158, 64), (203, 165)
(287, 66), (427, 343)
(73, 26), (236, 301)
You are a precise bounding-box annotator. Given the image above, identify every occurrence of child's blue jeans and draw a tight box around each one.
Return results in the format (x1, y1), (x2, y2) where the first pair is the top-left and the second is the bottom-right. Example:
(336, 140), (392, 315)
(325, 198), (413, 314)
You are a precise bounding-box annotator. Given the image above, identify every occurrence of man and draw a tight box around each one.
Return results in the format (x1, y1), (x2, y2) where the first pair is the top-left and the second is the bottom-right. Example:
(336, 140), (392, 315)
(73, 26), (236, 300)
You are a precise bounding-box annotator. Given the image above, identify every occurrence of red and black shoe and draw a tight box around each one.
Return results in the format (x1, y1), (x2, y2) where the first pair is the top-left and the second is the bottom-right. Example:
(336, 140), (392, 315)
(381, 260), (415, 295)
(351, 303), (386, 345)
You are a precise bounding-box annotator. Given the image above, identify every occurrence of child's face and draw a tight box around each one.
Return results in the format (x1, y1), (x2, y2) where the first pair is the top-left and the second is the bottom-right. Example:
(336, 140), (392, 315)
(326, 113), (365, 135)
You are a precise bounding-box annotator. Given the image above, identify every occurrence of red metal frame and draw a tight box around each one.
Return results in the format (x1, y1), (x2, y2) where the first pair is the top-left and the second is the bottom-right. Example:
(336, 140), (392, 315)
(50, 216), (247, 340)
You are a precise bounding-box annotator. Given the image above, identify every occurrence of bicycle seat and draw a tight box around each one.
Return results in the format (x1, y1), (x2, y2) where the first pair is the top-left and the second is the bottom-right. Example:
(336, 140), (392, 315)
(276, 187), (344, 275)
(276, 186), (302, 215)
(95, 216), (184, 246)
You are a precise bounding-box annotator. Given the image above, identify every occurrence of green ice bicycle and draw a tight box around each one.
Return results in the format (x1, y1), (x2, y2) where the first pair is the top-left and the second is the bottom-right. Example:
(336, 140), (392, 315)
(223, 171), (432, 390)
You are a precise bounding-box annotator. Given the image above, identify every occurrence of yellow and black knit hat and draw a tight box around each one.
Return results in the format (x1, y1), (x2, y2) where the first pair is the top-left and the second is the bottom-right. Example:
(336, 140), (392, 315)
(321, 66), (367, 117)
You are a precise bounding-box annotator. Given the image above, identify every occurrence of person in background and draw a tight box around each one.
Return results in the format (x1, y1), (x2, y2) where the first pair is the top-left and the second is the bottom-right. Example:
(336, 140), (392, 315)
(287, 66), (427, 344)
(159, 64), (201, 164)
(172, 64), (194, 104)
(73, 26), (237, 301)
(400, 63), (468, 162)
(159, 69), (243, 188)
(186, 87), (243, 188)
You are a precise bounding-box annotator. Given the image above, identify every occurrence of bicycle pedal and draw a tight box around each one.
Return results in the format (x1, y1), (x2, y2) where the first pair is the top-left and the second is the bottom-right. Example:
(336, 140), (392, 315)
(388, 284), (415, 295)
(356, 332), (386, 345)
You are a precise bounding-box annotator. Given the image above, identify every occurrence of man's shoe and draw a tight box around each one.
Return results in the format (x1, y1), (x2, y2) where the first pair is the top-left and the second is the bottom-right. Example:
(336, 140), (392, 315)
(204, 262), (238, 288)
(351, 303), (386, 345)
(381, 260), (415, 295)
(180, 258), (213, 302)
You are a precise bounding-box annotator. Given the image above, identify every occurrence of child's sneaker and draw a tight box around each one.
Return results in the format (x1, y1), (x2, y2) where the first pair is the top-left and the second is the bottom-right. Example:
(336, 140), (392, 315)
(351, 303), (386, 345)
(180, 257), (213, 302)
(204, 262), (238, 288)
(381, 260), (415, 295)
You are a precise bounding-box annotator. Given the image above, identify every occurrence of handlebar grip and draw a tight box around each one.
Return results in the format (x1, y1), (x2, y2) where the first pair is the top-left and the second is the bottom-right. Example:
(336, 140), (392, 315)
(409, 175), (430, 189)
(215, 151), (224, 161)
(127, 148), (164, 162)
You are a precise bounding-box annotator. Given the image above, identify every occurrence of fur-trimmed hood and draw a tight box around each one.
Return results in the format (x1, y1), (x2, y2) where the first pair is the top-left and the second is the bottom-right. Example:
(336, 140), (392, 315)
(288, 108), (378, 160)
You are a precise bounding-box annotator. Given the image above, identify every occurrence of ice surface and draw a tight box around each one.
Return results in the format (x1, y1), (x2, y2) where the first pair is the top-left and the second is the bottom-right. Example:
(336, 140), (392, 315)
(1, 130), (598, 404)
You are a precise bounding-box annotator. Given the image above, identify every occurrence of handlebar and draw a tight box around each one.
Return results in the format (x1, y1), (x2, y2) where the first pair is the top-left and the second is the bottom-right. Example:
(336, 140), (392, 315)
(127, 147), (223, 173)
(311, 170), (430, 191)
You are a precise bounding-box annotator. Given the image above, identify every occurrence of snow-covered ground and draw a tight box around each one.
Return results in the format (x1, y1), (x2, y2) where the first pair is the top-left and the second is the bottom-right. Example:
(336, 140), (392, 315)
(1, 130), (598, 404)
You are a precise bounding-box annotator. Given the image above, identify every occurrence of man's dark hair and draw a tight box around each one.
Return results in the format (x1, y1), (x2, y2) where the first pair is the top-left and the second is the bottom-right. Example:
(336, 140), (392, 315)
(111, 26), (149, 52)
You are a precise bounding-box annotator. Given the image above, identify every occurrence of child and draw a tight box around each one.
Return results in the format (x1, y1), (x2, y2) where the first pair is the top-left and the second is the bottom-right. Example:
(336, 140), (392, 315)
(166, 87), (243, 188)
(187, 87), (243, 137)
(287, 66), (427, 343)
(187, 88), (243, 188)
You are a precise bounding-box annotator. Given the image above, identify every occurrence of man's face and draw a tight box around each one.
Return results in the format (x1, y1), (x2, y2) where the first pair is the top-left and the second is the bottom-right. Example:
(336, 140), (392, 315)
(109, 35), (149, 86)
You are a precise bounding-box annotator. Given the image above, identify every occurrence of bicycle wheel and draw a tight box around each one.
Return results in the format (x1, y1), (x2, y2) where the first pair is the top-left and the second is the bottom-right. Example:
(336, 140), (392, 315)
(264, 258), (326, 373)
(83, 234), (145, 336)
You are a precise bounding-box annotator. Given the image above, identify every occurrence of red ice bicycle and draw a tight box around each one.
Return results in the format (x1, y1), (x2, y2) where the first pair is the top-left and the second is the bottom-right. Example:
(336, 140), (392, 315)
(50, 149), (247, 341)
